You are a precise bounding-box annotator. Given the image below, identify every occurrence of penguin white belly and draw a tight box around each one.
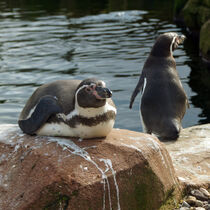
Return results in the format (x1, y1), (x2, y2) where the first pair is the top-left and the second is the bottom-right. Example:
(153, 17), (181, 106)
(140, 77), (147, 133)
(139, 110), (147, 133)
(36, 119), (115, 138)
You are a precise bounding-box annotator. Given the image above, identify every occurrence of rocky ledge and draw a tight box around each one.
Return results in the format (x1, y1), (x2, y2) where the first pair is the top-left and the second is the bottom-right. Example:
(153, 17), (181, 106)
(165, 124), (210, 188)
(0, 124), (180, 210)
(165, 124), (210, 210)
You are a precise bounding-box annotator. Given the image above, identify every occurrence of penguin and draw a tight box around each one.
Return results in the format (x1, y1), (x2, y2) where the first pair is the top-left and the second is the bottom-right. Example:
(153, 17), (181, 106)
(129, 32), (189, 140)
(18, 78), (116, 139)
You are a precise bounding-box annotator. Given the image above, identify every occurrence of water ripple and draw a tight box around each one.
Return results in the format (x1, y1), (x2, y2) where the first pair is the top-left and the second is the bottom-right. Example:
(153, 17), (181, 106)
(0, 7), (203, 130)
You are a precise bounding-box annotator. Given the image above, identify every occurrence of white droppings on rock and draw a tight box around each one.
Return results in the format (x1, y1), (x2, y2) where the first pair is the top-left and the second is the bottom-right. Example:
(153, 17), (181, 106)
(121, 143), (143, 154)
(0, 174), (9, 190)
(123, 138), (177, 185)
(129, 135), (166, 166)
(100, 159), (121, 210)
(47, 136), (120, 210)
(82, 145), (97, 150)
(17, 133), (25, 137)
(14, 144), (20, 152)
(0, 154), (6, 162)
(129, 136), (147, 141)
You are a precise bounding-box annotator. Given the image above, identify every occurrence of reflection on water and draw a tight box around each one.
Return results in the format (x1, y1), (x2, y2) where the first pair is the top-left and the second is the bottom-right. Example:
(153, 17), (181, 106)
(0, 0), (209, 132)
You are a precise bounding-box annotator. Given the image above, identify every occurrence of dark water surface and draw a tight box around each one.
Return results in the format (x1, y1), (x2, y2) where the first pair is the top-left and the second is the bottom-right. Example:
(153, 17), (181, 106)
(0, 0), (209, 132)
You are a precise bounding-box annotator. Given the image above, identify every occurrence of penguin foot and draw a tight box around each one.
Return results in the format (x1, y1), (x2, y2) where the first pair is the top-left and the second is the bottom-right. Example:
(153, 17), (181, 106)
(18, 95), (62, 135)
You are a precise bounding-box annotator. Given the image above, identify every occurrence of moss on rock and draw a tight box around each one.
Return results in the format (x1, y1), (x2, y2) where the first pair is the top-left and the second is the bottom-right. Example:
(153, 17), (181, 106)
(204, 0), (210, 7)
(198, 6), (210, 26)
(181, 0), (210, 28)
(200, 20), (210, 60)
(119, 164), (180, 210)
(177, 0), (210, 61)
(43, 193), (69, 210)
(182, 0), (201, 28)
(174, 0), (188, 15)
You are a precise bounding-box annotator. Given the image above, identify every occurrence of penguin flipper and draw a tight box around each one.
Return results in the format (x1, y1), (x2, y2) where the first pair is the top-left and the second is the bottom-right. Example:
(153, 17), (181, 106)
(129, 72), (145, 109)
(18, 95), (62, 135)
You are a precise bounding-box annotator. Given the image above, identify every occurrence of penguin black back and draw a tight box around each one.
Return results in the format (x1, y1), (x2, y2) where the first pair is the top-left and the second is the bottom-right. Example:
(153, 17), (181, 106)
(130, 32), (188, 140)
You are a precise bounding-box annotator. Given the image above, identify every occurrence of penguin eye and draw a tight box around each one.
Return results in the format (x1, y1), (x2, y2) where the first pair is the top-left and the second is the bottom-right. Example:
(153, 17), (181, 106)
(85, 87), (91, 92)
(89, 84), (96, 90)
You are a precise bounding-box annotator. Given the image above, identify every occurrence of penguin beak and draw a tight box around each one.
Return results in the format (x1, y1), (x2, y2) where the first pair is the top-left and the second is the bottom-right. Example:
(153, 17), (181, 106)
(95, 86), (112, 99)
(173, 35), (186, 51)
(177, 35), (186, 44)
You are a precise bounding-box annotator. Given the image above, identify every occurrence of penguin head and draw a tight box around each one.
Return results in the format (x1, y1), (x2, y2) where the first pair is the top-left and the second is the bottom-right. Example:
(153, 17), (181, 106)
(75, 78), (112, 108)
(151, 32), (186, 57)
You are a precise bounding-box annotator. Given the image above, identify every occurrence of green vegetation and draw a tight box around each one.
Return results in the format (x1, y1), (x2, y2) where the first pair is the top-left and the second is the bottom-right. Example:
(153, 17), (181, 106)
(200, 20), (210, 60)
(43, 192), (69, 210)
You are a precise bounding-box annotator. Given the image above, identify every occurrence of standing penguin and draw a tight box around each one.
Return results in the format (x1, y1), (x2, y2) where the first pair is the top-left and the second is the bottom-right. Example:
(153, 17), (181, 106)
(18, 78), (116, 139)
(129, 32), (188, 140)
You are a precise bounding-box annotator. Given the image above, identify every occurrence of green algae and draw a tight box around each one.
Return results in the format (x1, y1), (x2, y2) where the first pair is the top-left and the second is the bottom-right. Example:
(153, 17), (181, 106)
(200, 20), (210, 59)
(43, 192), (69, 210)
(181, 0), (210, 28)
(118, 164), (178, 210)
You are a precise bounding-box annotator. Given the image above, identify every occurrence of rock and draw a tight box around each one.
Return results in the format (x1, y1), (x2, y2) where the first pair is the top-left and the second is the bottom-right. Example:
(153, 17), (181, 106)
(174, 0), (188, 15)
(191, 189), (209, 201)
(186, 195), (197, 205)
(203, 203), (210, 210)
(200, 20), (210, 61)
(195, 200), (204, 207)
(180, 207), (190, 210)
(182, 200), (191, 208)
(181, 0), (210, 29)
(175, 0), (210, 62)
(0, 124), (181, 210)
(165, 124), (210, 188)
(195, 207), (205, 210)
(200, 188), (210, 198)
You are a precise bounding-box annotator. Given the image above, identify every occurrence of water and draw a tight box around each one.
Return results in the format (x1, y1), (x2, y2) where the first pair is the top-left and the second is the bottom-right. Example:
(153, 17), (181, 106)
(0, 0), (209, 132)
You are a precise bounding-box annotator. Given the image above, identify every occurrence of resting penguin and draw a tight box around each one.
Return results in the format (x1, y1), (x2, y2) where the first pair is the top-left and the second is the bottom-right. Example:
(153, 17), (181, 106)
(18, 78), (116, 139)
(129, 32), (189, 140)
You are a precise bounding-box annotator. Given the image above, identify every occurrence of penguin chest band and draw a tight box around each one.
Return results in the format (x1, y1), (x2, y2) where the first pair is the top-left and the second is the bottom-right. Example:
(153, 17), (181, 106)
(37, 102), (116, 138)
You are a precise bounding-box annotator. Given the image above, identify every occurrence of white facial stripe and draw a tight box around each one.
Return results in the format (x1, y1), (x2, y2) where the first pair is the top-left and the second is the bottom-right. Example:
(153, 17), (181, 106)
(75, 83), (98, 100)
(66, 101), (116, 120)
(170, 36), (176, 54)
(165, 32), (177, 37)
(66, 81), (115, 119)
(75, 84), (89, 102)
(101, 81), (106, 87)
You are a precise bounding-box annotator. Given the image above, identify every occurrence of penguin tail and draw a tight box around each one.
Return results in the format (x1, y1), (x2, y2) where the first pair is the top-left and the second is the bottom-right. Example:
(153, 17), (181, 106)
(159, 119), (181, 141)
